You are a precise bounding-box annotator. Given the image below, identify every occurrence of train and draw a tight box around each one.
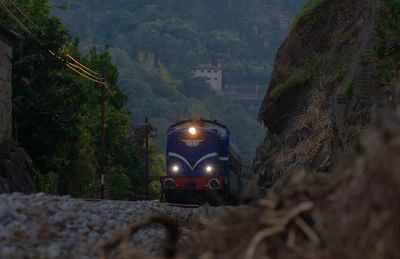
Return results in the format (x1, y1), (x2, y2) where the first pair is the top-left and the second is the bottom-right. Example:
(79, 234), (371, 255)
(160, 119), (259, 204)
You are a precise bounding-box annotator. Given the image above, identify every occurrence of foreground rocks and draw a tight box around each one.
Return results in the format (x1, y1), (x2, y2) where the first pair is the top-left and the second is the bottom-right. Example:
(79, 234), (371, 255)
(0, 146), (36, 194)
(0, 193), (227, 258)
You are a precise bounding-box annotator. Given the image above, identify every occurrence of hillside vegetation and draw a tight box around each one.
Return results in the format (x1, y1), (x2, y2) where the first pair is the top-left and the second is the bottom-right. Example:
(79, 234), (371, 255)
(50, 0), (306, 156)
(1, 0), (164, 200)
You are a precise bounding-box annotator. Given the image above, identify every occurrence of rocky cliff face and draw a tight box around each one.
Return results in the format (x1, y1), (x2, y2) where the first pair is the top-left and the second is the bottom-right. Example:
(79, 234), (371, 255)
(255, 0), (384, 190)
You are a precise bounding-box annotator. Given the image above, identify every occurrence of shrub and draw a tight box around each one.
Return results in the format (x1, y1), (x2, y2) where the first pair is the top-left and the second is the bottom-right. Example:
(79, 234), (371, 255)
(341, 80), (354, 98)
(335, 67), (347, 80)
(293, 0), (322, 28)
(149, 181), (162, 199)
(269, 64), (314, 103)
(36, 171), (60, 194)
(106, 168), (132, 200)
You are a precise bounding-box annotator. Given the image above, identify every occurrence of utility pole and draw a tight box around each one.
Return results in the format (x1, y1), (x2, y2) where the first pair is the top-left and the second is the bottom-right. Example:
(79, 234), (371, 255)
(100, 74), (106, 199)
(145, 117), (149, 200)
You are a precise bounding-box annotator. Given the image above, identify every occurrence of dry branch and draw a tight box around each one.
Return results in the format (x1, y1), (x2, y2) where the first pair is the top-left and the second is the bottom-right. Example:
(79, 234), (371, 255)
(244, 202), (315, 259)
(99, 215), (179, 259)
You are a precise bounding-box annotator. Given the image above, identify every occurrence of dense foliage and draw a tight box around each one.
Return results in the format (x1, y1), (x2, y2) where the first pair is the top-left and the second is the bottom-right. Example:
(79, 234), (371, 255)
(376, 0), (400, 86)
(1, 0), (162, 199)
(50, 0), (306, 156)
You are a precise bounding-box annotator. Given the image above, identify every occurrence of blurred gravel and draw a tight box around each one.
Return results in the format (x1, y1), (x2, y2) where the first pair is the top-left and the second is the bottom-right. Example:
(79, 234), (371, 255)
(0, 193), (228, 258)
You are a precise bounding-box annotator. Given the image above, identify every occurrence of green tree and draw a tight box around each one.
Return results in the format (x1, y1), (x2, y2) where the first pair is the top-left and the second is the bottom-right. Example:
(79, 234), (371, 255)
(3, 0), (143, 199)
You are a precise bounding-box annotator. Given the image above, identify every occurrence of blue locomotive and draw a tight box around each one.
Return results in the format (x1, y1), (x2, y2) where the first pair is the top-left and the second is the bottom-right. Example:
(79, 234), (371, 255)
(160, 119), (258, 204)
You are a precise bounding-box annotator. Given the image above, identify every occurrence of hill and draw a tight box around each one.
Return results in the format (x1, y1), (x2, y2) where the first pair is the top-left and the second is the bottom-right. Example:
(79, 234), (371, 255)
(49, 0), (306, 157)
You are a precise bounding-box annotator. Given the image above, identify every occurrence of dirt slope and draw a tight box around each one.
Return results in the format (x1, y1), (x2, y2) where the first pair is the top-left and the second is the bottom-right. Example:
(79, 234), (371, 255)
(255, 0), (383, 190)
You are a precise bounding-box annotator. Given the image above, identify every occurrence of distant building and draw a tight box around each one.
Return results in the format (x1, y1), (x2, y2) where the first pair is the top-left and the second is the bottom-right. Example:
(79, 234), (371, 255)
(0, 24), (20, 147)
(224, 84), (263, 101)
(192, 64), (222, 91)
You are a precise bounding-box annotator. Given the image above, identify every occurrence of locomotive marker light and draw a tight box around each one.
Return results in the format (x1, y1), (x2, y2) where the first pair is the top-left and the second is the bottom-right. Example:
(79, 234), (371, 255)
(205, 165), (214, 174)
(188, 127), (197, 135)
(171, 165), (180, 174)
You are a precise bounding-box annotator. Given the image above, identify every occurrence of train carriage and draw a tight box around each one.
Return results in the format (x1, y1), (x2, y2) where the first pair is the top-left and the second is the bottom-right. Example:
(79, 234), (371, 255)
(160, 119), (258, 204)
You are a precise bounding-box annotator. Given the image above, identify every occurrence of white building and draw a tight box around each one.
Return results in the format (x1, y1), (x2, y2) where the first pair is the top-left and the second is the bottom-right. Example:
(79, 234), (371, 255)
(192, 64), (222, 91)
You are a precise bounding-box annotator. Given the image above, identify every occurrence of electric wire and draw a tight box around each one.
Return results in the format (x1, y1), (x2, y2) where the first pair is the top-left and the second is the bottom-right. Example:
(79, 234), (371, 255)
(0, 0), (112, 90)
(66, 63), (106, 85)
(48, 50), (113, 94)
(3, 0), (100, 79)
(65, 53), (100, 76)
(68, 62), (102, 82)
(0, 0), (31, 35)
(6, 0), (42, 33)
(3, 0), (96, 79)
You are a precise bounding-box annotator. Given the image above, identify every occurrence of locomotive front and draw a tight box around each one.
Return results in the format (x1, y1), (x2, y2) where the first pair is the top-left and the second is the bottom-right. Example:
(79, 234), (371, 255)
(161, 119), (229, 204)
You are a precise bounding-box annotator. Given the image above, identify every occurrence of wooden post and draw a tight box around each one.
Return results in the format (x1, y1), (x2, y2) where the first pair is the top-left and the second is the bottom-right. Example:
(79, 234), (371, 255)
(100, 74), (106, 199)
(145, 117), (149, 200)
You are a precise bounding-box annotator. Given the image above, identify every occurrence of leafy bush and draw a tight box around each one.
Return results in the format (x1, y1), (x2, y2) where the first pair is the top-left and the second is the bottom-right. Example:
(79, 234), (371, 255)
(293, 0), (321, 28)
(106, 168), (132, 200)
(269, 65), (312, 103)
(341, 80), (354, 99)
(375, 0), (400, 86)
(149, 181), (162, 199)
(36, 171), (60, 194)
(335, 67), (347, 80)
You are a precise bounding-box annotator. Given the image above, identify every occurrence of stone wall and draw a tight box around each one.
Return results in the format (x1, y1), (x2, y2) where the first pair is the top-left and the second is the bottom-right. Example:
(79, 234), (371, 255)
(0, 39), (13, 146)
(0, 25), (35, 193)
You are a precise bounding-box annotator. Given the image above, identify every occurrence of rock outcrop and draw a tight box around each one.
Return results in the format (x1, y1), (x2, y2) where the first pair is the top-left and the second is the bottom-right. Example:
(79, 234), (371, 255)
(0, 146), (35, 193)
(255, 0), (384, 190)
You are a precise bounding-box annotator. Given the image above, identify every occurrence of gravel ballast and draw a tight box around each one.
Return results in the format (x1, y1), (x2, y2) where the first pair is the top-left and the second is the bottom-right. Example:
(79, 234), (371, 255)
(0, 193), (227, 258)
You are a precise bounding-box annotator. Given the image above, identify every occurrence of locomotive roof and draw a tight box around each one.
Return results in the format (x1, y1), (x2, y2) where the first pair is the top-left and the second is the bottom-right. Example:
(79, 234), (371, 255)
(170, 119), (228, 129)
(169, 119), (229, 138)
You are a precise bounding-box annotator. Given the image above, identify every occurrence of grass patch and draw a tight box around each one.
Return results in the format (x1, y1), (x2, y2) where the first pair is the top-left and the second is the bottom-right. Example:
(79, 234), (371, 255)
(335, 67), (347, 80)
(269, 68), (310, 103)
(358, 53), (372, 65)
(293, 0), (322, 28)
(377, 63), (396, 85)
(268, 57), (321, 104)
(339, 80), (354, 99)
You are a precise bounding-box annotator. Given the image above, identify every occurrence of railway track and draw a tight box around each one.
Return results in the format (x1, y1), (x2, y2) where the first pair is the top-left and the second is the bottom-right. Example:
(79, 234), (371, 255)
(80, 198), (200, 208)
(162, 202), (200, 208)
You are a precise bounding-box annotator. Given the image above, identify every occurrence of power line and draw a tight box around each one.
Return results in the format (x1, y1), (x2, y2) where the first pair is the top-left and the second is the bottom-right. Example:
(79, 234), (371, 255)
(66, 63), (106, 85)
(65, 53), (99, 76)
(47, 50), (114, 96)
(0, 0), (111, 89)
(6, 0), (42, 33)
(0, 1), (31, 35)
(68, 62), (102, 82)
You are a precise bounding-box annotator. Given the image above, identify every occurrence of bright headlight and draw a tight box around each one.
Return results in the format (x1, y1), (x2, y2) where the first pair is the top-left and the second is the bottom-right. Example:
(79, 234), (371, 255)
(188, 127), (197, 135)
(205, 165), (213, 174)
(171, 165), (180, 174)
